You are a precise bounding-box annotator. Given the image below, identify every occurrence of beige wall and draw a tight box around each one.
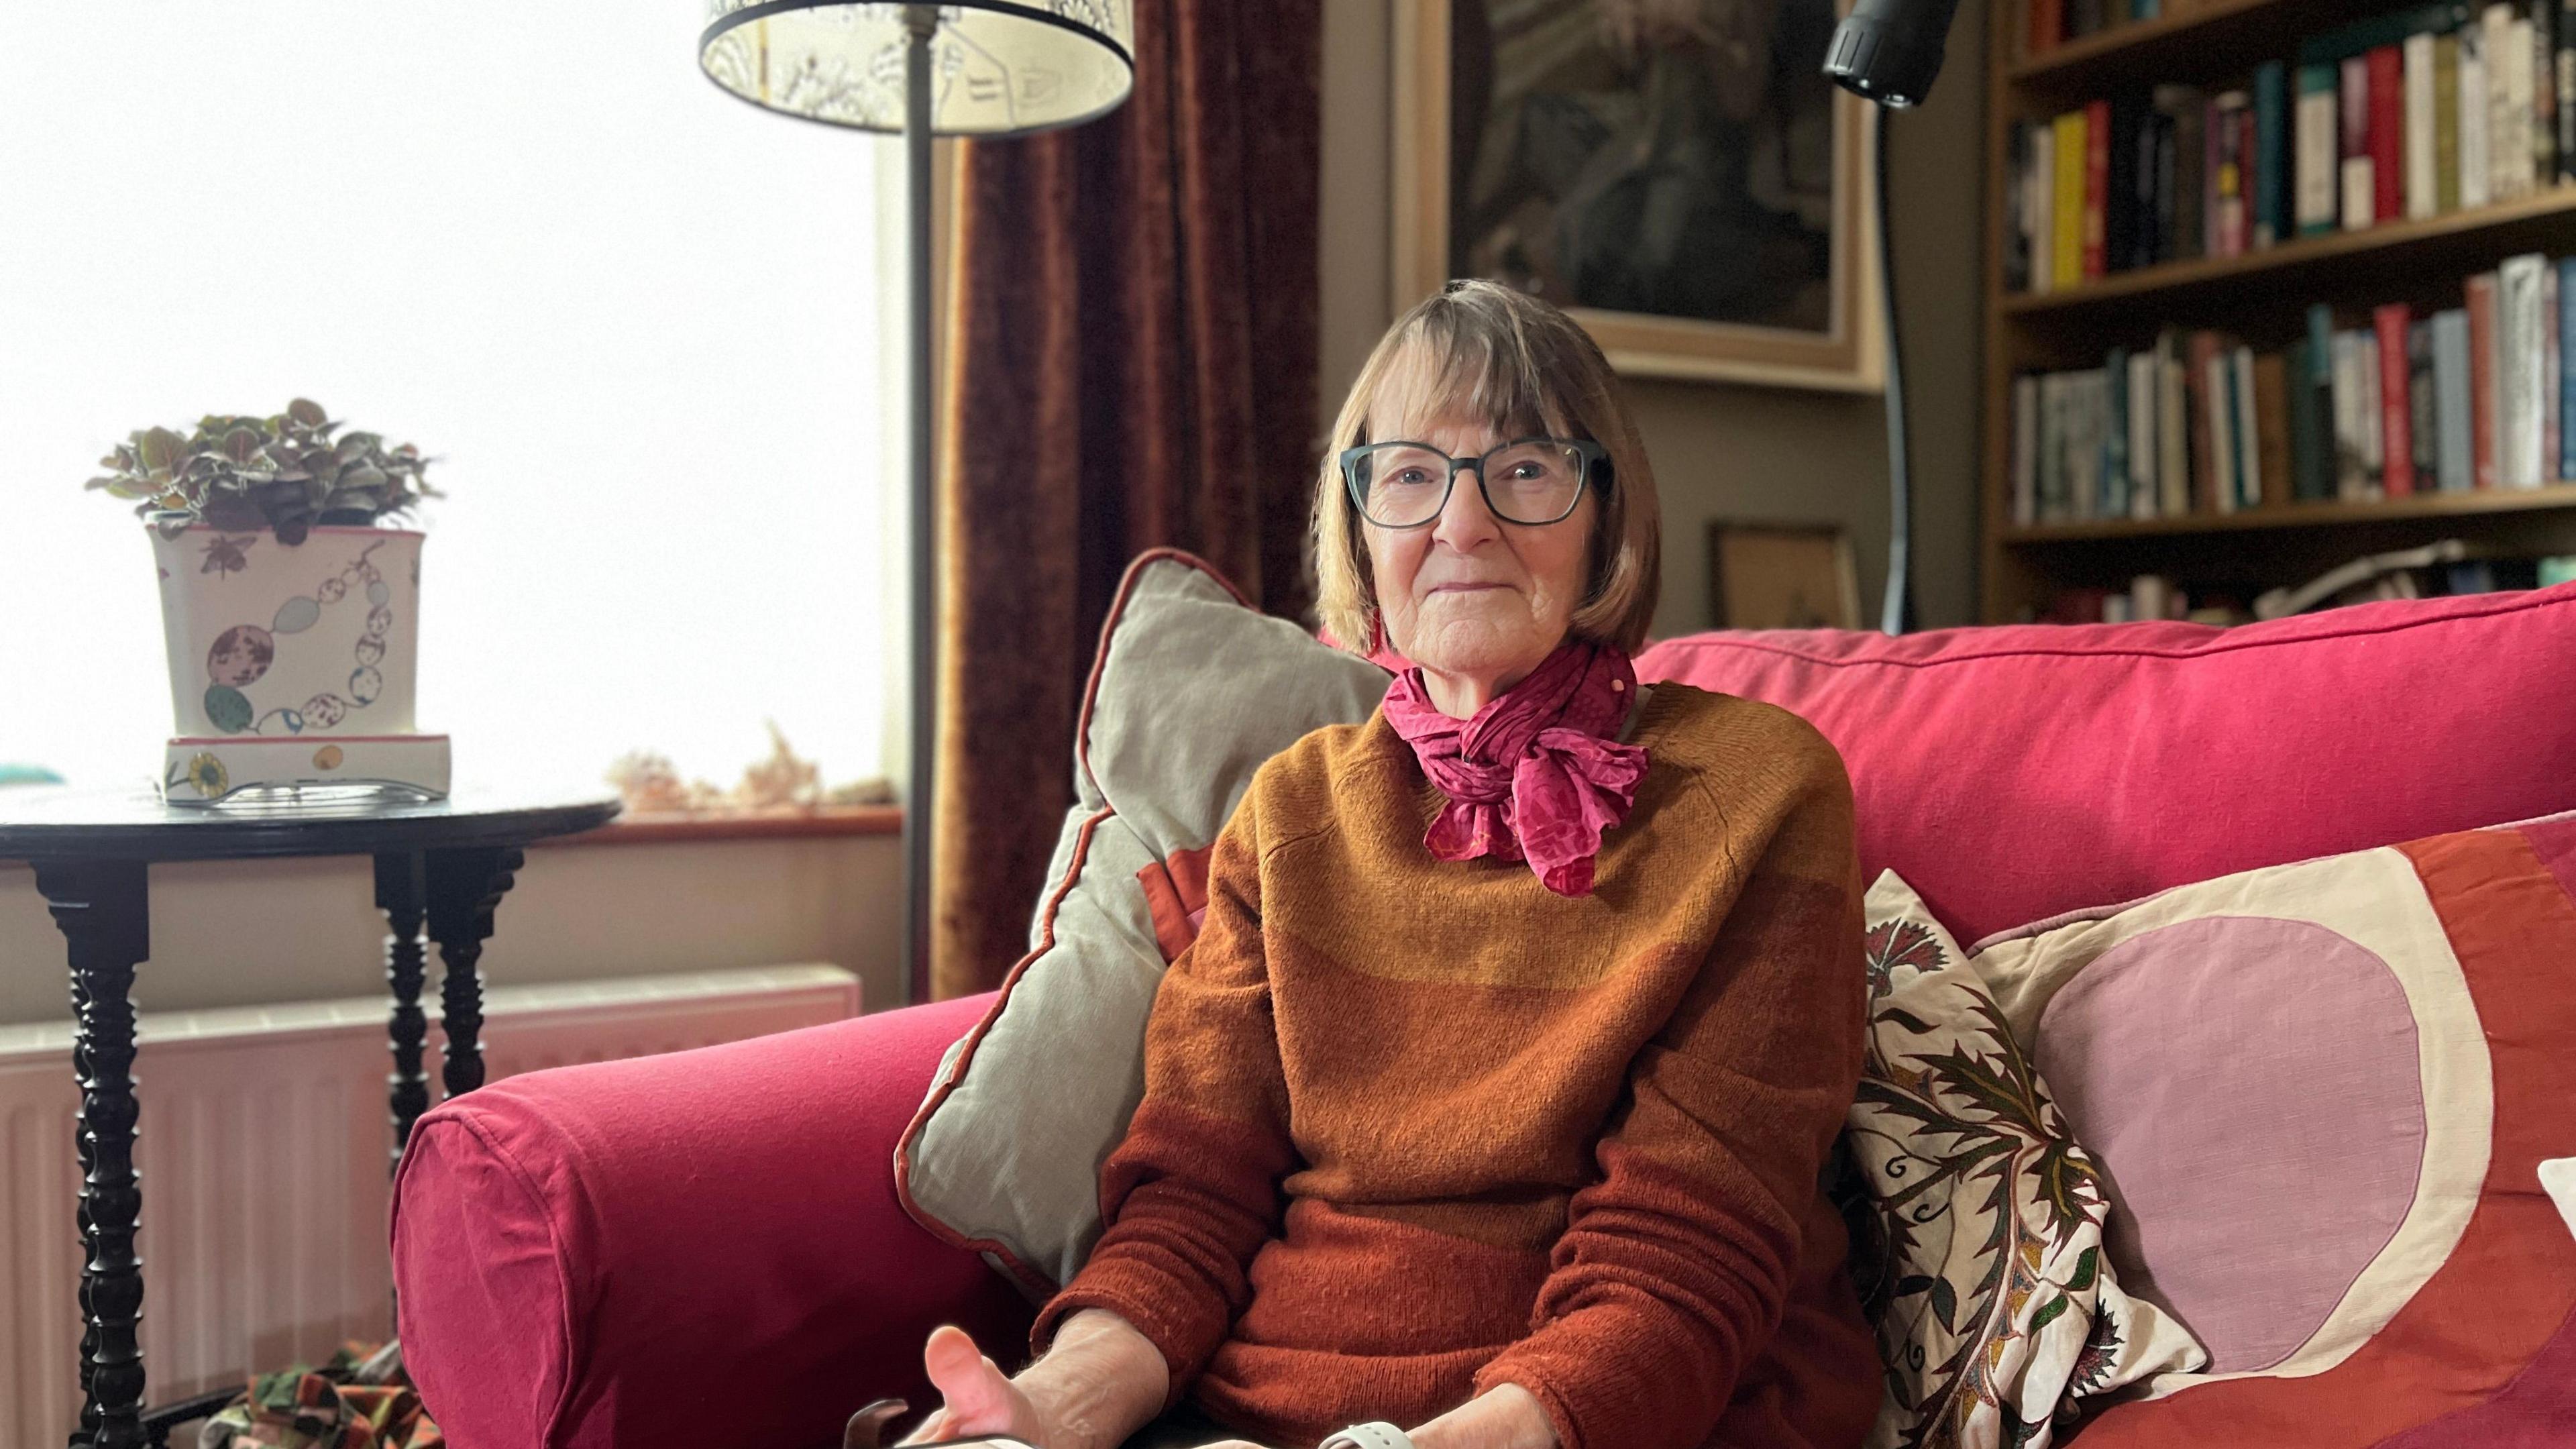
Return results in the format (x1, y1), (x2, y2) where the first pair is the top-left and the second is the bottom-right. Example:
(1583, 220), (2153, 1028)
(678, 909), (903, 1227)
(0, 836), (904, 1028)
(1320, 0), (1990, 632)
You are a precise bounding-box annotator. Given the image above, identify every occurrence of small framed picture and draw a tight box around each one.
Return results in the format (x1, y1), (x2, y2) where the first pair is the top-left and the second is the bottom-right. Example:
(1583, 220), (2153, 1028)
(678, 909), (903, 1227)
(1707, 521), (1863, 629)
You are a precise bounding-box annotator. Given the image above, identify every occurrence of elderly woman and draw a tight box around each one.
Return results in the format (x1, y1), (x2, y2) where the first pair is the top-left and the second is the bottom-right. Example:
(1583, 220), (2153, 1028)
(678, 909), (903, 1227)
(901, 280), (1877, 1449)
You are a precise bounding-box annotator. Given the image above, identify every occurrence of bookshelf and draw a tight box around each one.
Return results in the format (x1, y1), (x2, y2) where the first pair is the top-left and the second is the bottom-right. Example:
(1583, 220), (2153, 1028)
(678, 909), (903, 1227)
(1978, 0), (2576, 621)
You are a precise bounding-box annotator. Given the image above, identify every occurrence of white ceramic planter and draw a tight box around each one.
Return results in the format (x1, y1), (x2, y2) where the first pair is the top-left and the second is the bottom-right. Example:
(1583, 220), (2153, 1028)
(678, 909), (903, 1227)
(148, 524), (449, 802)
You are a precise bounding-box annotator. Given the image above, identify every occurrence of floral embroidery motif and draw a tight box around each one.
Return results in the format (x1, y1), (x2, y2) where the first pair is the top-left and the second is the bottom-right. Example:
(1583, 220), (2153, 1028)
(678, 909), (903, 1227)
(1847, 880), (2204, 1449)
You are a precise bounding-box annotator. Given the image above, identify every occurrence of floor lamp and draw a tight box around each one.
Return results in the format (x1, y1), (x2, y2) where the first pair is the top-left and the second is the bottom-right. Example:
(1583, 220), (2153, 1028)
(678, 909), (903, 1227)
(698, 2), (1135, 1004)
(1825, 0), (1964, 635)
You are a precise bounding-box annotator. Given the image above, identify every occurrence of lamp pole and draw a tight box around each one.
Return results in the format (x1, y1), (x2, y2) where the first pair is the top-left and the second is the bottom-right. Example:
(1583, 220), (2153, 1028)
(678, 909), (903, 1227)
(903, 5), (937, 1003)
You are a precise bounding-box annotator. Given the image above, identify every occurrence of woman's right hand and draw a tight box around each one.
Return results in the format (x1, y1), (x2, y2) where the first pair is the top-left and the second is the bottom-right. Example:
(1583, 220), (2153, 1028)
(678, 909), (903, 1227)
(898, 1324), (1057, 1447)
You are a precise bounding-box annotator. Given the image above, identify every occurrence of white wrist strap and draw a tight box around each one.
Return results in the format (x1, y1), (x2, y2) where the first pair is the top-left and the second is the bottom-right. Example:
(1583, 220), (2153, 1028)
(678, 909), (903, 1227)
(1319, 1425), (1413, 1449)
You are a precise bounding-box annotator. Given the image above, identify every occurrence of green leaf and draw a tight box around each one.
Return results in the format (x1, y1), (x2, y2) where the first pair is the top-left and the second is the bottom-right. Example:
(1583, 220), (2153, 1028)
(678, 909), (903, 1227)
(2067, 1245), (2098, 1292)
(2029, 1292), (2070, 1332)
(1877, 1007), (1939, 1034)
(287, 397), (327, 429)
(1930, 1276), (1957, 1330)
(1892, 1274), (1935, 1298)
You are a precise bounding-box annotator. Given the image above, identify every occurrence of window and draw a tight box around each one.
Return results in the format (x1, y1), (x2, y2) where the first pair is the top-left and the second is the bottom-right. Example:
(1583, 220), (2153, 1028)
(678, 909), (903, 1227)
(1, 1), (908, 796)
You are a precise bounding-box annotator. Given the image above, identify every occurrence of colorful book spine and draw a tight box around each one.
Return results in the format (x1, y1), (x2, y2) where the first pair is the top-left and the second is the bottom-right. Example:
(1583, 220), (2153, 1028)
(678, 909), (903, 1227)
(2502, 252), (2548, 486)
(2305, 304), (2340, 500)
(2159, 329), (2191, 515)
(2105, 343), (2132, 515)
(2376, 302), (2418, 494)
(2434, 307), (2476, 490)
(2438, 31), (2465, 213)
(2232, 345), (2264, 508)
(2559, 256), (2576, 478)
(2030, 123), (2056, 293)
(2296, 64), (2342, 234)
(2167, 86), (2208, 260)
(2532, 0), (2560, 180)
(2190, 329), (2223, 512)
(2463, 21), (2494, 207)
(2343, 54), (2377, 228)
(2410, 318), (2440, 486)
(2467, 269), (2501, 487)
(2559, 0), (2576, 180)
(2255, 61), (2290, 245)
(2031, 0), (2065, 57)
(2055, 111), (2088, 289)
(2371, 44), (2408, 221)
(2129, 350), (2159, 518)
(2256, 350), (2294, 508)
(2407, 32), (2440, 219)
(2086, 98), (2113, 279)
(2212, 91), (2249, 256)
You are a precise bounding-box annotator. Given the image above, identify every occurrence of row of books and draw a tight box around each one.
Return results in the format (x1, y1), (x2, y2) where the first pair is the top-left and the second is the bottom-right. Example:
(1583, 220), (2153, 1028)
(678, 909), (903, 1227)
(2008, 1), (2576, 294)
(2045, 555), (2576, 625)
(2010, 254), (2576, 527)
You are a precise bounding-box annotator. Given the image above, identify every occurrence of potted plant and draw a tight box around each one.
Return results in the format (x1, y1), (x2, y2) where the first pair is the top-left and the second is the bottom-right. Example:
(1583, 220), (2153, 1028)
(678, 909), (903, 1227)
(90, 400), (451, 802)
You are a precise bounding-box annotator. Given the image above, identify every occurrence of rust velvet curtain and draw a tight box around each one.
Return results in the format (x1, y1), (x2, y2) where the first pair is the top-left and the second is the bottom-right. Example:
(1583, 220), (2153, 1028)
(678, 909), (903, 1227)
(930, 0), (1324, 1000)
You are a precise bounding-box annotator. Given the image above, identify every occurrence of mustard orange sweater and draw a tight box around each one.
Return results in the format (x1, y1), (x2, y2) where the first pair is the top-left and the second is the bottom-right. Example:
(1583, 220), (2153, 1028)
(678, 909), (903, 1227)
(1032, 684), (1878, 1449)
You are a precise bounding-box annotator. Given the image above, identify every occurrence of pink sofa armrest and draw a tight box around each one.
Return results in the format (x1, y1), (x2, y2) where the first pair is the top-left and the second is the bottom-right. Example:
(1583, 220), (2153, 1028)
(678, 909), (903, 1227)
(390, 993), (1036, 1449)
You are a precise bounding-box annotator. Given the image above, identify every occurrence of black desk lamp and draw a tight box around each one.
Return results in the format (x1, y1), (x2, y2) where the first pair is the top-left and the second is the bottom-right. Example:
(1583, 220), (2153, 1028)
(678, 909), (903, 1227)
(1824, 0), (1966, 633)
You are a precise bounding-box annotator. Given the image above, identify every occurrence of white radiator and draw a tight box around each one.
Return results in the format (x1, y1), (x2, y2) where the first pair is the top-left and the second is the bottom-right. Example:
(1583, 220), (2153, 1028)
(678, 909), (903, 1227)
(0, 964), (861, 1449)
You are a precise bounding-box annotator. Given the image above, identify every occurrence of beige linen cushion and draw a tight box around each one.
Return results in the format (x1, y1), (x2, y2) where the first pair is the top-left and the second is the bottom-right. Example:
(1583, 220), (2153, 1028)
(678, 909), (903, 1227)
(895, 549), (1389, 1295)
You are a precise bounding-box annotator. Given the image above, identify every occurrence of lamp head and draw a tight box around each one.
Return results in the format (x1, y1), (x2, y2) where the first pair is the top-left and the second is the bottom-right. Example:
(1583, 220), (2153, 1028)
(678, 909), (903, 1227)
(1823, 0), (1966, 109)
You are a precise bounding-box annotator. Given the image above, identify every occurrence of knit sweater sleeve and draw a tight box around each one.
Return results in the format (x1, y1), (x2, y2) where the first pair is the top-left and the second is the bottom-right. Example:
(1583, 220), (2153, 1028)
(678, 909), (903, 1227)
(1028, 777), (1297, 1403)
(1471, 745), (1868, 1449)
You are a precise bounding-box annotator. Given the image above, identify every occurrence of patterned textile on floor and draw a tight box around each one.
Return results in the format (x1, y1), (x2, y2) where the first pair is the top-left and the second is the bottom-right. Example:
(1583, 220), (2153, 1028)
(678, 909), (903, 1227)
(198, 1340), (441, 1449)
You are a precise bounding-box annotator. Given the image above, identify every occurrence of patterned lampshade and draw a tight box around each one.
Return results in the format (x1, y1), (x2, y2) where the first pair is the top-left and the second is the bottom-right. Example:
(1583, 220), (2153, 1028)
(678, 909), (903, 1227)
(698, 1), (1134, 136)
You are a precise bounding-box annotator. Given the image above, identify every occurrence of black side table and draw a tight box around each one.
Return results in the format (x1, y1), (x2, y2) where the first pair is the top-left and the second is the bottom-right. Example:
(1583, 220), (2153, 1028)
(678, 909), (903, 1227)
(0, 784), (622, 1449)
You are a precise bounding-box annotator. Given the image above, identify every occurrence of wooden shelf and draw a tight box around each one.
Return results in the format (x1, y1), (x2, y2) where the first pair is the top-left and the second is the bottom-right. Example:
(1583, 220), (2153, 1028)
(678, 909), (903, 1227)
(2010, 0), (2308, 91)
(2001, 186), (2576, 317)
(2002, 484), (2576, 543)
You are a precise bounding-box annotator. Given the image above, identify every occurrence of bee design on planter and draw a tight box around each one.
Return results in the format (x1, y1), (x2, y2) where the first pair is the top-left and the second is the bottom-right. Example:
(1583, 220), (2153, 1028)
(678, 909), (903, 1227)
(200, 534), (257, 577)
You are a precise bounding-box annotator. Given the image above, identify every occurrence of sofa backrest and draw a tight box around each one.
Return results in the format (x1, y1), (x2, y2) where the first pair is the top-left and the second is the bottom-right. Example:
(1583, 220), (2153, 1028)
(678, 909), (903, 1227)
(1635, 582), (2576, 945)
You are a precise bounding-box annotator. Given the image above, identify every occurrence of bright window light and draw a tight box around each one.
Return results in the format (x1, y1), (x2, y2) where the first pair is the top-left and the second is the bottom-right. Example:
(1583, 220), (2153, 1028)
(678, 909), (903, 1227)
(0, 1), (908, 796)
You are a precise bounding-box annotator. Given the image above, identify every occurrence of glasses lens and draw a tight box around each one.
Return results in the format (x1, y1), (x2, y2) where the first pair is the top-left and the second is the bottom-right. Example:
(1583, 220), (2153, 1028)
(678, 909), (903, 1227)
(1355, 444), (1451, 526)
(1482, 442), (1585, 523)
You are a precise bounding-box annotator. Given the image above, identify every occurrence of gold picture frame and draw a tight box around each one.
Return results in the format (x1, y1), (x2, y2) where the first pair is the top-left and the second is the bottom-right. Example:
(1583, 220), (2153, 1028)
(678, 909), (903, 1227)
(1393, 0), (1885, 392)
(1708, 520), (1864, 629)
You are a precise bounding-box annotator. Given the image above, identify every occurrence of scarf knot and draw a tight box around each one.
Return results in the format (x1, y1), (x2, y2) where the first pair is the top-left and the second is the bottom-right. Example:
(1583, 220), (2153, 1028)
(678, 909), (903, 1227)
(1382, 642), (1650, 897)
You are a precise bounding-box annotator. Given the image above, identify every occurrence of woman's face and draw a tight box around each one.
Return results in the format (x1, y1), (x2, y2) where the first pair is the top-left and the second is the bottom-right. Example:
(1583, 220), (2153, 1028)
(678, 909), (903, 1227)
(1364, 407), (1598, 711)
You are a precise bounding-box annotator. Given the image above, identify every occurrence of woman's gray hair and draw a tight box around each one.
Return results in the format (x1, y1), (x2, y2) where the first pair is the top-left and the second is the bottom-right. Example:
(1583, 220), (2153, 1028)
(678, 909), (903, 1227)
(1311, 279), (1662, 655)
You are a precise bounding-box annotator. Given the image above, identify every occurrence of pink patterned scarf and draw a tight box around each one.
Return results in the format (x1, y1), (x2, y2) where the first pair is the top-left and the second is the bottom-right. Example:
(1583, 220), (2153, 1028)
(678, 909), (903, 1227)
(1381, 641), (1650, 897)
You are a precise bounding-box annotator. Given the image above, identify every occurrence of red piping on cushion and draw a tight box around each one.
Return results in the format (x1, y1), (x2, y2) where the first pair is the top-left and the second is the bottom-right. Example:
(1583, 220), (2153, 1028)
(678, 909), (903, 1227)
(894, 804), (1120, 1299)
(1640, 580), (2576, 673)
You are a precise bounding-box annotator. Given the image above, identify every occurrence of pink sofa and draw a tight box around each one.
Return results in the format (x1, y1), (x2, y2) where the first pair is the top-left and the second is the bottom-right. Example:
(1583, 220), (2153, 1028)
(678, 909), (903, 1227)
(390, 584), (2576, 1449)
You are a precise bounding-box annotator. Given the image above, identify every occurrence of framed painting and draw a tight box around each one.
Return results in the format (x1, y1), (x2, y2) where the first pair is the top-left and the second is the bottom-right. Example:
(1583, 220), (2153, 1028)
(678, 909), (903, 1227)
(1393, 0), (1885, 392)
(1707, 521), (1863, 628)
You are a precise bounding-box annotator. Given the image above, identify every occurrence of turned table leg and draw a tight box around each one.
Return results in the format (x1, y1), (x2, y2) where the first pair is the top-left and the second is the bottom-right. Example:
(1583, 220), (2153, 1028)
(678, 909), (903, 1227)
(425, 847), (522, 1100)
(374, 852), (431, 1173)
(34, 859), (152, 1449)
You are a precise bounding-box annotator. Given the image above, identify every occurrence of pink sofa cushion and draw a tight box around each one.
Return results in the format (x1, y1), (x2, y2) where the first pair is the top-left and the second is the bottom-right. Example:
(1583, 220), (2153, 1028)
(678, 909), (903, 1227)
(1634, 582), (2576, 946)
(391, 992), (1032, 1449)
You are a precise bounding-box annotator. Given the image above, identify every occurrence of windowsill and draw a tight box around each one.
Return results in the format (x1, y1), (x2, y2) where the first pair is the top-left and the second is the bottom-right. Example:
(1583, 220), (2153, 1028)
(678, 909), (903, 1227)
(0, 802), (904, 869)
(545, 804), (902, 848)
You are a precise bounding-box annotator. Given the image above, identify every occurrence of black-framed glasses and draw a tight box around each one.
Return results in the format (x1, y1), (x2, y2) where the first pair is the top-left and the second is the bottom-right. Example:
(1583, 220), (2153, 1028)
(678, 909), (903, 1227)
(1338, 437), (1607, 529)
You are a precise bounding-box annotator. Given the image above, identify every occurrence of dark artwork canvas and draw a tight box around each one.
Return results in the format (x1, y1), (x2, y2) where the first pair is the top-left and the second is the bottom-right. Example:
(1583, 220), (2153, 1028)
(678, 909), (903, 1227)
(1448, 0), (1844, 333)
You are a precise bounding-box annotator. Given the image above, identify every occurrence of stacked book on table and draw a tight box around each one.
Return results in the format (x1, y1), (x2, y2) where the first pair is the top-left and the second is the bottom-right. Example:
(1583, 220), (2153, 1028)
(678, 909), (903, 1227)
(2009, 253), (2576, 526)
(2009, 1), (2576, 294)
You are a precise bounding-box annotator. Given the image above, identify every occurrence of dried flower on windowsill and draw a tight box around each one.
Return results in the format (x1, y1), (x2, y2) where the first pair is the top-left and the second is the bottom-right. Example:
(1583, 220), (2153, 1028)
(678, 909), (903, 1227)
(606, 724), (892, 818)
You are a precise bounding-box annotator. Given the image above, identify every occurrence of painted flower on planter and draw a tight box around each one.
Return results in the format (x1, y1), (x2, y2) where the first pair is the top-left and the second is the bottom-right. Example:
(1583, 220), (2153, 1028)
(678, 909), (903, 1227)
(348, 666), (384, 706)
(184, 751), (229, 798)
(354, 635), (386, 667)
(207, 625), (275, 688)
(303, 693), (348, 729)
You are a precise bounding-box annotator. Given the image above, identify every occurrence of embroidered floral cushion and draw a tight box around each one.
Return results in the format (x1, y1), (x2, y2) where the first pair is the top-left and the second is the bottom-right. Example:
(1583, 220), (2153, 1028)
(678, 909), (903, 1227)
(1848, 871), (2205, 1449)
(896, 550), (1389, 1295)
(1960, 810), (2576, 1446)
